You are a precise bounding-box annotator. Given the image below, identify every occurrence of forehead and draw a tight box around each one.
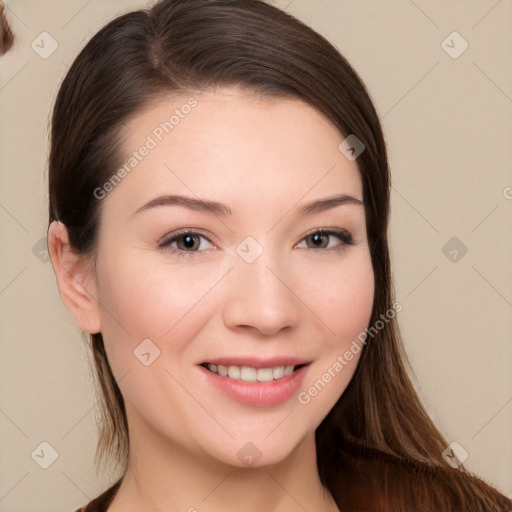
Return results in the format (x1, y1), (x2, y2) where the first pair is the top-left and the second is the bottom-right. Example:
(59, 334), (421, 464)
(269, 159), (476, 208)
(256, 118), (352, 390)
(110, 89), (363, 214)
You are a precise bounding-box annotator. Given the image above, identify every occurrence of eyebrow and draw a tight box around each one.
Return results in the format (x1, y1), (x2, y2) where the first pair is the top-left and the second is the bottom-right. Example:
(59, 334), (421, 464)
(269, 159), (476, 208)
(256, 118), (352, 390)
(132, 194), (232, 218)
(297, 193), (363, 216)
(131, 193), (363, 218)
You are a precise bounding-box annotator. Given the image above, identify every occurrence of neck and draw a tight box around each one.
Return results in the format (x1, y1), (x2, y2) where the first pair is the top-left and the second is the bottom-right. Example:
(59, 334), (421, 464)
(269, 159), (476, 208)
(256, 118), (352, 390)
(107, 417), (339, 512)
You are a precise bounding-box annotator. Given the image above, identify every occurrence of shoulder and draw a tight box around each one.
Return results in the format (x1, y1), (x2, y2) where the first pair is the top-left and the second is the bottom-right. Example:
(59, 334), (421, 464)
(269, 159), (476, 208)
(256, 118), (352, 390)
(333, 446), (512, 511)
(75, 478), (122, 512)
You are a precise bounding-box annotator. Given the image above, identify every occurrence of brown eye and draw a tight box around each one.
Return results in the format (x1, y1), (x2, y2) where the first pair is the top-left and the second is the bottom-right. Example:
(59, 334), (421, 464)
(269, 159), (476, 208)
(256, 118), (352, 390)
(159, 230), (215, 258)
(299, 229), (353, 251)
(175, 234), (201, 251)
(305, 232), (330, 249)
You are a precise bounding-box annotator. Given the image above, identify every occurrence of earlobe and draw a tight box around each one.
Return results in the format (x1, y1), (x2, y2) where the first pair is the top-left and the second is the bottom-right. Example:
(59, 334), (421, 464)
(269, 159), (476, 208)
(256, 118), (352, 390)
(47, 221), (102, 334)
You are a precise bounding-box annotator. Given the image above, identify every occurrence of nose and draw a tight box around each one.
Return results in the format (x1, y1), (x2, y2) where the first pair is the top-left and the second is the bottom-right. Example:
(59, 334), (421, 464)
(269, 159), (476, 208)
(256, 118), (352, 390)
(222, 249), (301, 337)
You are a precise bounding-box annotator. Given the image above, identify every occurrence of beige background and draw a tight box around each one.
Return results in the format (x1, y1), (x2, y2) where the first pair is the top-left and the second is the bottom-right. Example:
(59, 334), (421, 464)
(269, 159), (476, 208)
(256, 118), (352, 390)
(0, 0), (511, 510)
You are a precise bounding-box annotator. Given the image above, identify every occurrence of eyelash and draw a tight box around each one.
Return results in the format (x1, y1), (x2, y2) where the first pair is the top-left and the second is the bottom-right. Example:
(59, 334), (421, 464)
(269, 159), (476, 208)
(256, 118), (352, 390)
(158, 228), (354, 259)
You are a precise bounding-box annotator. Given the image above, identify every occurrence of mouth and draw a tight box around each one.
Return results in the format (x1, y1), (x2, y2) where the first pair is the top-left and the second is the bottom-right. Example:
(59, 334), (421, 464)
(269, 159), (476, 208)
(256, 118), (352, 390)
(200, 362), (310, 383)
(198, 358), (312, 407)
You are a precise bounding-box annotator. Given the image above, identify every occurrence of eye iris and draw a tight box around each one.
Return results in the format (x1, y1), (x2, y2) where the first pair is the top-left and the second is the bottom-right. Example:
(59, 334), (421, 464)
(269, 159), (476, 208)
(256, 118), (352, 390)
(178, 234), (199, 251)
(309, 232), (328, 248)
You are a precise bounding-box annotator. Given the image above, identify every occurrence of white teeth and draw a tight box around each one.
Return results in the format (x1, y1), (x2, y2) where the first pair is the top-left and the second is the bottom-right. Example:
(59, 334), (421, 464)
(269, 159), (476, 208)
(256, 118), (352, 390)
(272, 366), (285, 379)
(227, 365), (241, 379)
(241, 366), (257, 382)
(205, 363), (302, 382)
(256, 367), (274, 382)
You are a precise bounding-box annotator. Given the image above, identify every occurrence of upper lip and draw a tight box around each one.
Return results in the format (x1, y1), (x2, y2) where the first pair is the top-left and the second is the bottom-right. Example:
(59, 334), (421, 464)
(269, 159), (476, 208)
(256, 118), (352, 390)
(200, 356), (312, 368)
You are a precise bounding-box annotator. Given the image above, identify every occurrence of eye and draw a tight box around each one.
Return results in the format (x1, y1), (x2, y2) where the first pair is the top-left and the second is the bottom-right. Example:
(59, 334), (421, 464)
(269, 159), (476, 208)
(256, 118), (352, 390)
(158, 227), (354, 259)
(296, 228), (353, 251)
(158, 229), (215, 258)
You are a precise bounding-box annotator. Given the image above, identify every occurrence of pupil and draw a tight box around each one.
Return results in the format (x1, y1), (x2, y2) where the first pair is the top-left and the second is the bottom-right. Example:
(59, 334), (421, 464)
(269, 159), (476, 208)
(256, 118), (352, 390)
(182, 235), (197, 249)
(311, 233), (326, 247)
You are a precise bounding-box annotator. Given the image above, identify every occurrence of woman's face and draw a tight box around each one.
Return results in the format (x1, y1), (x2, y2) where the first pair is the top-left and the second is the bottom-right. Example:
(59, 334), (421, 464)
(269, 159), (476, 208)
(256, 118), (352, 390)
(91, 89), (374, 467)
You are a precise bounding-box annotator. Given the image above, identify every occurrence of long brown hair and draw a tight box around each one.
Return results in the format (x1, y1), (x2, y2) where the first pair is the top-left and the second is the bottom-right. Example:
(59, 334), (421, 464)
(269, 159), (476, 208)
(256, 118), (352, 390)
(0, 1), (15, 54)
(48, 1), (511, 510)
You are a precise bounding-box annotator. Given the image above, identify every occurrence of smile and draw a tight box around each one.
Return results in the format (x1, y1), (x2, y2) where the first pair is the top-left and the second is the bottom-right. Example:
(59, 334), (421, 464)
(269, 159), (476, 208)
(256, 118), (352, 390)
(198, 360), (312, 407)
(201, 363), (308, 382)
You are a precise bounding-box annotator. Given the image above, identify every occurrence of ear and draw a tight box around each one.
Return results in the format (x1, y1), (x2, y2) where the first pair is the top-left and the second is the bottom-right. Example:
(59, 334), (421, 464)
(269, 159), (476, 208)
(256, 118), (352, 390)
(47, 221), (102, 334)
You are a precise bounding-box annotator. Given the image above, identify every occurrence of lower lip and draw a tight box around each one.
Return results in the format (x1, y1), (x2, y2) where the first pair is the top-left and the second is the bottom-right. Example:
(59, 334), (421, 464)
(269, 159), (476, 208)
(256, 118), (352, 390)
(198, 365), (310, 407)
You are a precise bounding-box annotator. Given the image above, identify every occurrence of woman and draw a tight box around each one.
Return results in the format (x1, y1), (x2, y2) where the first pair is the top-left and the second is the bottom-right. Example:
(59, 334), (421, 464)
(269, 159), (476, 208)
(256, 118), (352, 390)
(46, 0), (511, 510)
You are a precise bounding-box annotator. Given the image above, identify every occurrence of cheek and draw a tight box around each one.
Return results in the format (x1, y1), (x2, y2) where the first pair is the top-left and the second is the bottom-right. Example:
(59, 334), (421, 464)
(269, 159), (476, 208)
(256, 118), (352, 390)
(295, 251), (374, 416)
(334, 263), (375, 343)
(93, 250), (229, 371)
(296, 249), (375, 346)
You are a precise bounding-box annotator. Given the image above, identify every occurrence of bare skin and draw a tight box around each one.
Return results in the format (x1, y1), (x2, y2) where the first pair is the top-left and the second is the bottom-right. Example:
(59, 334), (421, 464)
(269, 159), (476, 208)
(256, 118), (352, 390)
(48, 89), (374, 511)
